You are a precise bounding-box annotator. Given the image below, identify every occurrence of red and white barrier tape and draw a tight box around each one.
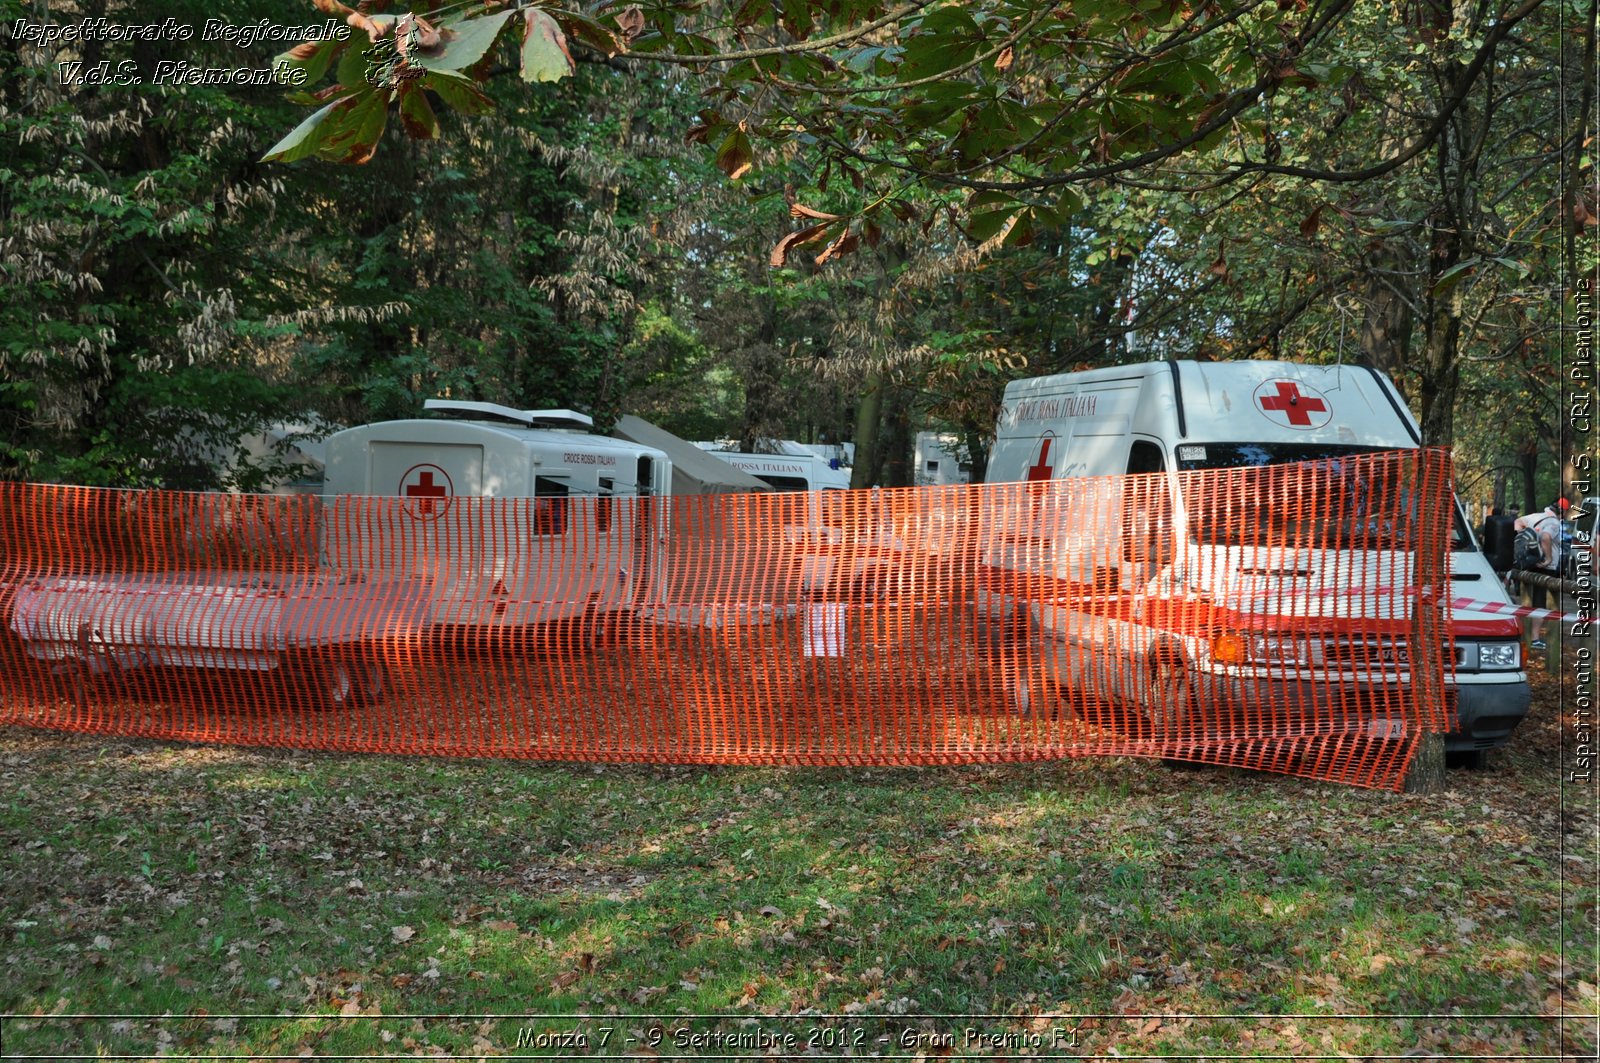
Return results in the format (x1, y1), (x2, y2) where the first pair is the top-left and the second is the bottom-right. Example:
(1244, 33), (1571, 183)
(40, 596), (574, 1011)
(1447, 597), (1592, 624)
(1231, 581), (1593, 624)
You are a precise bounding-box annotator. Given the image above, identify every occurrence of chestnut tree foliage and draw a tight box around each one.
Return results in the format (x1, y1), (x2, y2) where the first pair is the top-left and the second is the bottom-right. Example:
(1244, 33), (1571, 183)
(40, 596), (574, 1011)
(0, 0), (1588, 492)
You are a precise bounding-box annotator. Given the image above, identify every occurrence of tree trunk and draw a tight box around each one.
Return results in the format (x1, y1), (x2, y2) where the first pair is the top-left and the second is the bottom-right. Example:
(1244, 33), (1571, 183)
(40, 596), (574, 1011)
(1358, 248), (1415, 394)
(1402, 733), (1448, 794)
(879, 386), (913, 488)
(850, 375), (883, 489)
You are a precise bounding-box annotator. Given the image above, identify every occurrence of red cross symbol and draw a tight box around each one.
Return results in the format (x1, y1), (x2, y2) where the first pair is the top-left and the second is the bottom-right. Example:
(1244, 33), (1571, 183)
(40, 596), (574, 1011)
(400, 464), (452, 518)
(1256, 380), (1329, 428)
(1026, 434), (1055, 481)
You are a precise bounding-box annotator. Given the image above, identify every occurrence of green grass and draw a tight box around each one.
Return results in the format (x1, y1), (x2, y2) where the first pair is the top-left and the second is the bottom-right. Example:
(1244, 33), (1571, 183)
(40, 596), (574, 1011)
(0, 672), (1594, 1059)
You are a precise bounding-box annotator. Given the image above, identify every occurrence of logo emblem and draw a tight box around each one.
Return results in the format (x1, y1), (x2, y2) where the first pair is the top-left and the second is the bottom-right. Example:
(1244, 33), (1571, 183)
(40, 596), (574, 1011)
(400, 463), (453, 519)
(1254, 379), (1331, 430)
(1026, 432), (1056, 481)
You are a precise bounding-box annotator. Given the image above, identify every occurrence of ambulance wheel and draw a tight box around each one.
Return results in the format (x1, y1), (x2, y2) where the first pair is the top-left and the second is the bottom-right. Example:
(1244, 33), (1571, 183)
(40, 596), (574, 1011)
(1145, 655), (1210, 769)
(293, 652), (386, 711)
(1009, 671), (1064, 718)
(1145, 654), (1194, 733)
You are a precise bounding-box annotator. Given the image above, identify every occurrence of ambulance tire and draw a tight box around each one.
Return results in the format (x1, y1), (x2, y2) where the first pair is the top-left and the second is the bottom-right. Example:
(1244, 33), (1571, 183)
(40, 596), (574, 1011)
(1009, 671), (1065, 719)
(1145, 653), (1195, 733)
(1445, 749), (1489, 770)
(1143, 653), (1208, 769)
(292, 650), (387, 711)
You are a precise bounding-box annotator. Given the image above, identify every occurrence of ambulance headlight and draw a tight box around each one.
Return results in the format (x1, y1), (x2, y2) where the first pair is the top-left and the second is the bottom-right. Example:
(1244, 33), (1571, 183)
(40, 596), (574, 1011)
(1474, 641), (1521, 670)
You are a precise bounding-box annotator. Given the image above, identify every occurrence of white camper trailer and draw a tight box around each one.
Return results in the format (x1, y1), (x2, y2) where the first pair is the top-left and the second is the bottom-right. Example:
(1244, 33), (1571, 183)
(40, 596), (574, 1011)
(981, 360), (1529, 764)
(914, 432), (971, 488)
(323, 401), (672, 627)
(8, 402), (675, 707)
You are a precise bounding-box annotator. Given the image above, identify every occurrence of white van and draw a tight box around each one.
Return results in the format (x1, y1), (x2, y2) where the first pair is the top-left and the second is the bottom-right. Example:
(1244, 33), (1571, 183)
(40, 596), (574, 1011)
(981, 360), (1529, 765)
(323, 400), (672, 627)
(698, 448), (853, 493)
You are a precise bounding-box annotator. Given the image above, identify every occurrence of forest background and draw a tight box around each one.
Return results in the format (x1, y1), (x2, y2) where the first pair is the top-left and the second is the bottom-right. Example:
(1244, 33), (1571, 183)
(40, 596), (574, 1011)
(3, 0), (1594, 508)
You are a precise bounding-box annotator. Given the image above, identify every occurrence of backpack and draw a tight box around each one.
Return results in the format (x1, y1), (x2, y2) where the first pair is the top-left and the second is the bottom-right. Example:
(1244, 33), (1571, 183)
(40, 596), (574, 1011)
(1513, 515), (1555, 570)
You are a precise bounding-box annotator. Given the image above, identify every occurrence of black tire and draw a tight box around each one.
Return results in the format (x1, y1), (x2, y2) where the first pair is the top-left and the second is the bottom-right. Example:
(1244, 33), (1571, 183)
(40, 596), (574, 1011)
(1445, 748), (1490, 770)
(1146, 654), (1208, 767)
(1009, 671), (1063, 718)
(1145, 654), (1195, 733)
(292, 651), (386, 711)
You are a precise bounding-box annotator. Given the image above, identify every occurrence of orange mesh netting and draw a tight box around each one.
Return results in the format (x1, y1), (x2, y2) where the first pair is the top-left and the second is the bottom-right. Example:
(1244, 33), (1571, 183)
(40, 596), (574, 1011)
(0, 449), (1455, 789)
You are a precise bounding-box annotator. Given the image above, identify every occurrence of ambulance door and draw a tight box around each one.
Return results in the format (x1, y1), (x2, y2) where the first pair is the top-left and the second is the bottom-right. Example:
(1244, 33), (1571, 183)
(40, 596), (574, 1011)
(631, 456), (655, 605)
(365, 440), (485, 614)
(1109, 438), (1174, 704)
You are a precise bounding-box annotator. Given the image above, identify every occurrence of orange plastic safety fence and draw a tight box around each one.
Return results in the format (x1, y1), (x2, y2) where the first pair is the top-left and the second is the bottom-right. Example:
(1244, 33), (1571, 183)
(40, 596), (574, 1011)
(0, 449), (1456, 789)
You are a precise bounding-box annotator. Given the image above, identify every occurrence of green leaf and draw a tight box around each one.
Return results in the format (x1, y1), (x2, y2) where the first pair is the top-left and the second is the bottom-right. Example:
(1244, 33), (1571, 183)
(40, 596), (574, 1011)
(337, 43), (372, 90)
(557, 10), (622, 57)
(967, 208), (1014, 243)
(272, 38), (341, 88)
(520, 9), (575, 83)
(260, 97), (348, 163)
(397, 83), (440, 139)
(415, 11), (515, 73)
(1431, 257), (1481, 296)
(715, 127), (754, 181)
(421, 70), (496, 116)
(314, 89), (391, 165)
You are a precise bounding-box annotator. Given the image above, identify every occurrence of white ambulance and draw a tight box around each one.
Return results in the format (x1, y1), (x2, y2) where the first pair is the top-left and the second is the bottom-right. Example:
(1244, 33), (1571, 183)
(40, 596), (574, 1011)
(698, 449), (854, 493)
(981, 360), (1529, 766)
(323, 400), (672, 628)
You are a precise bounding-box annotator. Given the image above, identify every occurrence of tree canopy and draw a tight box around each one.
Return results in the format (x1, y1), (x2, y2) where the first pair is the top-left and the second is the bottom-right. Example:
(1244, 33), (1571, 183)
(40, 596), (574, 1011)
(1, 0), (1592, 506)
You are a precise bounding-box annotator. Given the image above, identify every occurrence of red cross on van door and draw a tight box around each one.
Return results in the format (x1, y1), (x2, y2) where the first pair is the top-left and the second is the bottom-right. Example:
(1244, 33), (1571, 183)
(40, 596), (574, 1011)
(1253, 379), (1331, 430)
(400, 463), (453, 519)
(1026, 432), (1057, 481)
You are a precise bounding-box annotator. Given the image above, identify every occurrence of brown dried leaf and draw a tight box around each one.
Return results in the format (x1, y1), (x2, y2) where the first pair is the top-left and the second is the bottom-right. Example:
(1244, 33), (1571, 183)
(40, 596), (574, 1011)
(615, 6), (646, 42)
(790, 203), (842, 221)
(814, 229), (859, 265)
(346, 11), (394, 43)
(994, 45), (1015, 73)
(769, 224), (830, 267)
(1299, 206), (1323, 240)
(396, 14), (442, 56)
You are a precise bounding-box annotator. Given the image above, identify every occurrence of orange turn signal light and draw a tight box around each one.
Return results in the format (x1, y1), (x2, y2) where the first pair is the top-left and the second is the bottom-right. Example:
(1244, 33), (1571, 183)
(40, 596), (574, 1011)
(1212, 633), (1247, 664)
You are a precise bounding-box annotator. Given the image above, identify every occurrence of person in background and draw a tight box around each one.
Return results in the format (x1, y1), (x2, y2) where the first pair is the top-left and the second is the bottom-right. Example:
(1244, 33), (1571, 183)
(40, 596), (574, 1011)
(1514, 498), (1570, 652)
(1478, 505), (1502, 546)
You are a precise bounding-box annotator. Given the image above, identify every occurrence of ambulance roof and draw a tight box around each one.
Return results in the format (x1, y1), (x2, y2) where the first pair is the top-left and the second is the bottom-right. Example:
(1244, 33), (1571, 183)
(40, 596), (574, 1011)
(327, 417), (667, 460)
(1003, 360), (1420, 449)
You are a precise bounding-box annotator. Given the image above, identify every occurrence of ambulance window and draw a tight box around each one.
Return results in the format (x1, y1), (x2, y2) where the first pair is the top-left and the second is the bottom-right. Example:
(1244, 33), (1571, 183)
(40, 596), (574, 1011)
(759, 475), (810, 492)
(1126, 440), (1165, 476)
(1123, 441), (1172, 569)
(926, 460), (940, 472)
(596, 478), (613, 533)
(533, 476), (569, 536)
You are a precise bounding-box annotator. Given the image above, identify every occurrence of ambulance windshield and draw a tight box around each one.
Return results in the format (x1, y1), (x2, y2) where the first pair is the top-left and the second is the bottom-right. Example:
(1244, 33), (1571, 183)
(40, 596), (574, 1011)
(1176, 443), (1418, 548)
